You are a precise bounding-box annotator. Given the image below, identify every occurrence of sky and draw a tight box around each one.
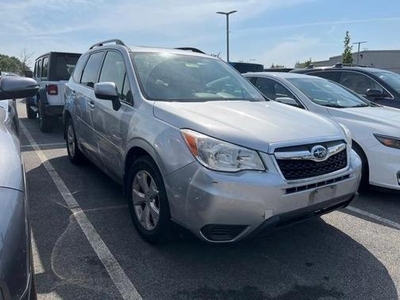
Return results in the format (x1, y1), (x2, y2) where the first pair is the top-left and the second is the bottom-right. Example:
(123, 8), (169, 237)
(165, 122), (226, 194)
(1, 0), (400, 69)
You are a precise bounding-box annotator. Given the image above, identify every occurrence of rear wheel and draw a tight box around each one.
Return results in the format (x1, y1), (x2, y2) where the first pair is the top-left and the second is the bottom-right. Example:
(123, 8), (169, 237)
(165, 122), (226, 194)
(65, 118), (85, 164)
(26, 97), (36, 119)
(38, 99), (56, 132)
(353, 143), (369, 193)
(127, 156), (174, 244)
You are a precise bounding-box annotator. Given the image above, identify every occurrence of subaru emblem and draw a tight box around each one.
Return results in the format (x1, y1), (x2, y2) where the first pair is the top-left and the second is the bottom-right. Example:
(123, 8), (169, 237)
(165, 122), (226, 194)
(311, 145), (328, 161)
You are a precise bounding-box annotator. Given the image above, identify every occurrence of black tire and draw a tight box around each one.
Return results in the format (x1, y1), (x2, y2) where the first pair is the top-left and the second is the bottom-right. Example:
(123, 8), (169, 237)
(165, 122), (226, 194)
(38, 99), (55, 133)
(127, 156), (174, 244)
(65, 118), (85, 165)
(26, 98), (37, 119)
(352, 143), (369, 193)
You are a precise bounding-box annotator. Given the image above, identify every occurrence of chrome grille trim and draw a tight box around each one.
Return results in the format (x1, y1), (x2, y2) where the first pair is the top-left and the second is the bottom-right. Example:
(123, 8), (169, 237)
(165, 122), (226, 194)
(274, 142), (346, 162)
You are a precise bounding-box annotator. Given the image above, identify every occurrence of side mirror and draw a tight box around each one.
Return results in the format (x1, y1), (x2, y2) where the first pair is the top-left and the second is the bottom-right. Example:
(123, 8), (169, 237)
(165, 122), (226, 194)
(94, 82), (121, 111)
(0, 76), (39, 100)
(365, 89), (384, 98)
(275, 97), (301, 107)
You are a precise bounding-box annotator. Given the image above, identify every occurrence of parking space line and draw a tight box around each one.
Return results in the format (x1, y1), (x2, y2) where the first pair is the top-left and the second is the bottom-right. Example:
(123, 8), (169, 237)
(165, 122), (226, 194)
(31, 232), (45, 275)
(21, 142), (66, 149)
(345, 206), (400, 230)
(21, 123), (142, 300)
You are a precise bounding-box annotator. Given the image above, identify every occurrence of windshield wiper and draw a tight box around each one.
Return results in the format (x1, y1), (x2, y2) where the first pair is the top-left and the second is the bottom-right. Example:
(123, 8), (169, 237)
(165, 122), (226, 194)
(324, 103), (345, 108)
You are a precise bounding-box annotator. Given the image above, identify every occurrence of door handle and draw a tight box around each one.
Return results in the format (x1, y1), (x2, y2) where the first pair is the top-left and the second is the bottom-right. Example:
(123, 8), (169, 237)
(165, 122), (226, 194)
(88, 101), (95, 109)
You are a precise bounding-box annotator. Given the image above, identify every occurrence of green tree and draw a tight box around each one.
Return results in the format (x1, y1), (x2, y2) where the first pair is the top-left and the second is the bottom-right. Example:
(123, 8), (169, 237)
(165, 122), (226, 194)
(0, 52), (32, 75)
(295, 58), (313, 68)
(342, 31), (353, 65)
(270, 63), (285, 69)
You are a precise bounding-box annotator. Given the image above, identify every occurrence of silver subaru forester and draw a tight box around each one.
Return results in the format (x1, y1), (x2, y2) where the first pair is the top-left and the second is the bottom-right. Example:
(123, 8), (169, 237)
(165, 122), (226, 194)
(63, 39), (361, 243)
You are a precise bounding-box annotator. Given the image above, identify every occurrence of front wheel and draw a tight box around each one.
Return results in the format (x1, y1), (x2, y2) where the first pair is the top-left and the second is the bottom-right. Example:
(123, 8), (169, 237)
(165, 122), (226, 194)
(127, 156), (174, 244)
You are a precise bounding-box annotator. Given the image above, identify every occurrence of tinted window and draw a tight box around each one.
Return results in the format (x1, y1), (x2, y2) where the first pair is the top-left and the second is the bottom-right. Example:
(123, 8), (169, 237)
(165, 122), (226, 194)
(131, 52), (264, 102)
(339, 71), (383, 95)
(310, 71), (340, 82)
(254, 77), (301, 107)
(253, 77), (277, 100)
(72, 53), (89, 83)
(54, 53), (81, 80)
(99, 51), (132, 104)
(81, 52), (104, 88)
(42, 57), (49, 79)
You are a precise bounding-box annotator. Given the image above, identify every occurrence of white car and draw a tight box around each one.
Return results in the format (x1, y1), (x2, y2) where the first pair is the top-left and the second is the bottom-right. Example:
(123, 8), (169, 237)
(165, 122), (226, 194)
(244, 72), (400, 191)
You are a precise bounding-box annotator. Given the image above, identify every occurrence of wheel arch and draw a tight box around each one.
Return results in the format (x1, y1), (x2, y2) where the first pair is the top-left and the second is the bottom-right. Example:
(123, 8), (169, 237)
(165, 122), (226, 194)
(352, 139), (370, 189)
(123, 141), (166, 195)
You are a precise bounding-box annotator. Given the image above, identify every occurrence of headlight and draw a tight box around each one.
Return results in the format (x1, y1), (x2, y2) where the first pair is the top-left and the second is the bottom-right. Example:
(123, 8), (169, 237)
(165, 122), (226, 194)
(339, 123), (352, 147)
(374, 134), (400, 149)
(181, 129), (265, 172)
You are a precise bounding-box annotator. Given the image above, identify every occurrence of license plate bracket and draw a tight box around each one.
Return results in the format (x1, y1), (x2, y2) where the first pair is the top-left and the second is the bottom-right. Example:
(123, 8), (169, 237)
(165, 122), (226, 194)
(309, 185), (336, 204)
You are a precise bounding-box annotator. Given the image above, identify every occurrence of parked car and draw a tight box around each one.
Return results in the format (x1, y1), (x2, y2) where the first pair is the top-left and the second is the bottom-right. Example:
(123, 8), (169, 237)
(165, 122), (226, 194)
(0, 75), (39, 299)
(26, 51), (81, 132)
(63, 39), (361, 244)
(244, 72), (400, 191)
(290, 64), (400, 108)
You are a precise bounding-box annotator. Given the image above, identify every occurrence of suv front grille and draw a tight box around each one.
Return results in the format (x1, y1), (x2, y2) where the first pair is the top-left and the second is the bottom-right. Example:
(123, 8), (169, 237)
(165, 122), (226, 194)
(275, 141), (348, 180)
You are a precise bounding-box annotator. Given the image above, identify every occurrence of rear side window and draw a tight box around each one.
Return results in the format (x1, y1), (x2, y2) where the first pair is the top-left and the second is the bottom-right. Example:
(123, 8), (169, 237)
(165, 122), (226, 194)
(34, 60), (41, 78)
(310, 71), (340, 82)
(42, 57), (49, 79)
(81, 52), (104, 88)
(54, 54), (81, 80)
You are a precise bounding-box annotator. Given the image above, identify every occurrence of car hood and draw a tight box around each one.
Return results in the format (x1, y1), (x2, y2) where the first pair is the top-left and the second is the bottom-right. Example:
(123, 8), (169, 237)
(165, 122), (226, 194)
(153, 100), (343, 153)
(327, 106), (400, 129)
(0, 101), (24, 191)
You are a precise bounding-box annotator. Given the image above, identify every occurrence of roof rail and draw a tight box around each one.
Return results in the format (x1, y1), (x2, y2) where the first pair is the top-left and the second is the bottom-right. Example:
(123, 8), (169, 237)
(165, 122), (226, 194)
(175, 47), (205, 54)
(89, 39), (126, 50)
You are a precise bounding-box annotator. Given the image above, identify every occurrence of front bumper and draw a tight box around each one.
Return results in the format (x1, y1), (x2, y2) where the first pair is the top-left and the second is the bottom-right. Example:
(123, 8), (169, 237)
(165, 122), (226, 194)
(367, 143), (400, 190)
(165, 150), (361, 243)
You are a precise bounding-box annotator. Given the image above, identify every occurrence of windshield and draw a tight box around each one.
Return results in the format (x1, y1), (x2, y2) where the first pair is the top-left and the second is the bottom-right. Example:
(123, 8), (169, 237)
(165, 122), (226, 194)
(373, 70), (400, 93)
(131, 52), (264, 102)
(287, 77), (370, 108)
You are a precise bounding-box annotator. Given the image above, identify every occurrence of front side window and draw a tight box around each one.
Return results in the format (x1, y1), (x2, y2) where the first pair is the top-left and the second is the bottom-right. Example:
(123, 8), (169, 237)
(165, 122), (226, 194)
(99, 51), (132, 104)
(131, 52), (264, 102)
(339, 72), (383, 95)
(81, 52), (104, 88)
(288, 77), (370, 108)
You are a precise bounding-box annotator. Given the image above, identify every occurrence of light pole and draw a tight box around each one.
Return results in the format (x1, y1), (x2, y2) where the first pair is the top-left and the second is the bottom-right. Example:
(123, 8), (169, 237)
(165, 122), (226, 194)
(216, 10), (237, 62)
(352, 41), (367, 66)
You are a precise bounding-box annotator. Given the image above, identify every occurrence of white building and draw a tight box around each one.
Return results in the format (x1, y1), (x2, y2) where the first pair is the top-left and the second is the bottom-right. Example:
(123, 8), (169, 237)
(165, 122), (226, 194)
(313, 50), (400, 73)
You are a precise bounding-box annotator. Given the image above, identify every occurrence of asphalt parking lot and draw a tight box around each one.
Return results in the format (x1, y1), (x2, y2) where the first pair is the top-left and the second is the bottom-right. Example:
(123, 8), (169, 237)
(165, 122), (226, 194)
(17, 99), (400, 300)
